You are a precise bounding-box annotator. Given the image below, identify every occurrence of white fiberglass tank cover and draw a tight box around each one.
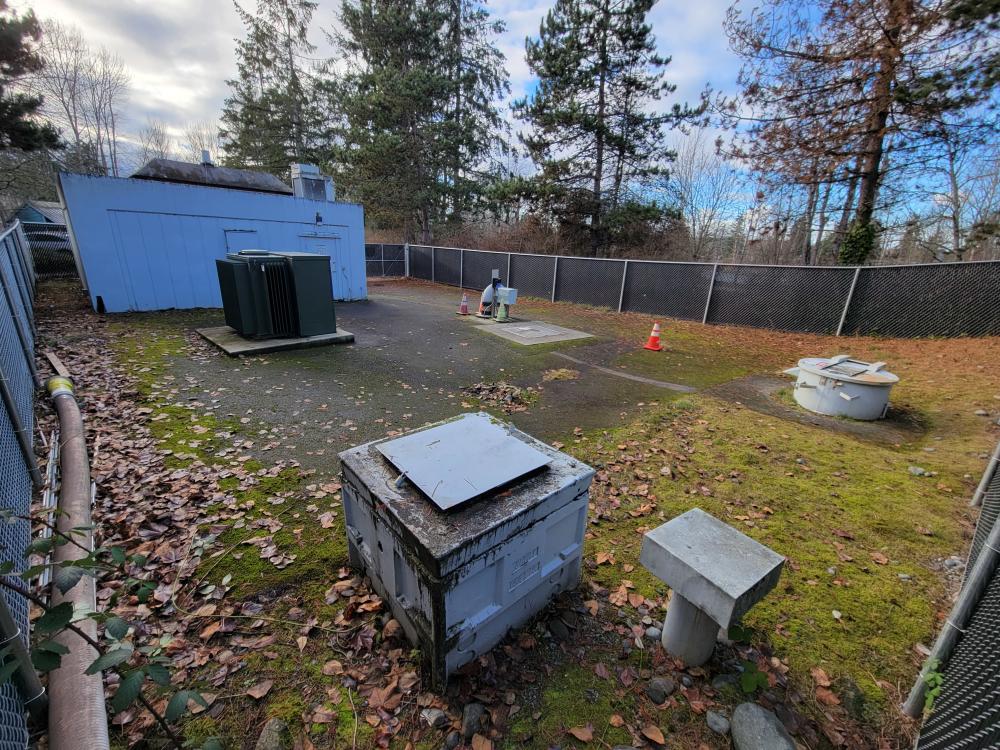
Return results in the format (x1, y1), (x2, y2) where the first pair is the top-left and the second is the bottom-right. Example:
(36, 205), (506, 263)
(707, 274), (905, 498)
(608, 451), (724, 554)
(796, 355), (899, 385)
(376, 412), (551, 510)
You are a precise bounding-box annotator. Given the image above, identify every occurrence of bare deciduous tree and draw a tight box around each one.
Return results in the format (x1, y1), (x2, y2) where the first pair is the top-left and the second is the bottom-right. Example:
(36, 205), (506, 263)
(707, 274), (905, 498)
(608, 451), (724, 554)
(136, 119), (175, 165)
(28, 20), (130, 176)
(181, 122), (222, 163)
(662, 129), (744, 261)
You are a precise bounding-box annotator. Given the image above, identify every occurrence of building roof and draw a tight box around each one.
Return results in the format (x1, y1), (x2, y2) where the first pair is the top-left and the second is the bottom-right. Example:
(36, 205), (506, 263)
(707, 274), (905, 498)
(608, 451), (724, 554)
(18, 200), (65, 224)
(130, 158), (293, 196)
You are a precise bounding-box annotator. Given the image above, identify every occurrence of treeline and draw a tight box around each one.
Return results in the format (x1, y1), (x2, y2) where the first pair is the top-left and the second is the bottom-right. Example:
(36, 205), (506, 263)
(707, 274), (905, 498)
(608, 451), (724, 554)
(1, 0), (998, 264)
(216, 0), (999, 265)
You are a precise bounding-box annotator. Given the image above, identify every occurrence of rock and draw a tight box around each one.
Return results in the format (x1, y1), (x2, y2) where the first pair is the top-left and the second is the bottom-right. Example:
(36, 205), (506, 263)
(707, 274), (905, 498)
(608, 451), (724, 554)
(255, 718), (291, 750)
(974, 409), (989, 416)
(731, 703), (795, 750)
(680, 675), (694, 688)
(908, 466), (927, 476)
(421, 708), (449, 729)
(462, 703), (487, 740)
(898, 573), (911, 581)
(645, 626), (662, 640)
(707, 711), (731, 735)
(444, 731), (461, 750)
(548, 618), (570, 641)
(644, 676), (677, 704)
(837, 677), (867, 721)
(944, 556), (964, 570)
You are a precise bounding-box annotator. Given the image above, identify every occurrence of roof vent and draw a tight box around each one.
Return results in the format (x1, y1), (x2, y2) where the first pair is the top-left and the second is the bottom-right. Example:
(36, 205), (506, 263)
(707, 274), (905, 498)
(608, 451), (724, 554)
(290, 163), (335, 202)
(201, 150), (213, 166)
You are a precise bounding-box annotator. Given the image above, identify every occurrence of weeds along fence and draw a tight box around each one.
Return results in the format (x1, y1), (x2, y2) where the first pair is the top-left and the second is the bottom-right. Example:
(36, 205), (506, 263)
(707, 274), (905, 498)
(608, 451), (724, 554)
(20, 223), (76, 279)
(916, 443), (1000, 749)
(372, 244), (1000, 338)
(0, 221), (38, 747)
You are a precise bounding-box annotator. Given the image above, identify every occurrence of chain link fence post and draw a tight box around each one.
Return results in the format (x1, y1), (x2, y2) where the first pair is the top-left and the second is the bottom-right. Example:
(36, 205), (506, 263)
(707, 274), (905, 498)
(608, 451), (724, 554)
(702, 263), (719, 324)
(551, 256), (559, 302)
(836, 266), (862, 336)
(404, 243), (410, 278)
(431, 246), (436, 283)
(459, 248), (464, 289)
(618, 260), (629, 312)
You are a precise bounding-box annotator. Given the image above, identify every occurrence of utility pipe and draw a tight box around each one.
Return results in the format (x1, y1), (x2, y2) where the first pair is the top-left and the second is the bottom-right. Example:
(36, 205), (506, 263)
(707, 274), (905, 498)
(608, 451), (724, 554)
(902, 500), (1000, 717)
(969, 440), (1000, 508)
(45, 376), (109, 750)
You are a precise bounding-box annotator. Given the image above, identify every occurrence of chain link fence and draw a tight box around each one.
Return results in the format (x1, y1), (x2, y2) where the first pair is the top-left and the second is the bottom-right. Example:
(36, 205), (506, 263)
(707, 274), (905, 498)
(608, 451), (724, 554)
(393, 245), (1000, 337)
(20, 223), (76, 279)
(916, 444), (1000, 750)
(364, 244), (406, 278)
(0, 221), (37, 748)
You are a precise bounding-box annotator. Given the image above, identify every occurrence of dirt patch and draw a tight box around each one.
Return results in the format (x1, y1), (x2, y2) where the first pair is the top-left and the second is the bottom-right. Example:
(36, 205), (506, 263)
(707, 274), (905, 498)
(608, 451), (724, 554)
(462, 380), (537, 413)
(709, 375), (926, 445)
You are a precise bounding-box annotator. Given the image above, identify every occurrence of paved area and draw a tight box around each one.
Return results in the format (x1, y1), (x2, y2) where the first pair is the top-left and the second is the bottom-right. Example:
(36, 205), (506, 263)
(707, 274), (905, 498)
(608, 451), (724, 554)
(197, 325), (354, 355)
(159, 282), (673, 473)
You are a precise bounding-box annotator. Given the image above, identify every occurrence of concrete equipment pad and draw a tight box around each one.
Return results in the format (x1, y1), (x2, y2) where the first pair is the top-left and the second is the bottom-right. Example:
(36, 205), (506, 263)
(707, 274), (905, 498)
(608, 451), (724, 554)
(197, 325), (354, 356)
(474, 320), (592, 346)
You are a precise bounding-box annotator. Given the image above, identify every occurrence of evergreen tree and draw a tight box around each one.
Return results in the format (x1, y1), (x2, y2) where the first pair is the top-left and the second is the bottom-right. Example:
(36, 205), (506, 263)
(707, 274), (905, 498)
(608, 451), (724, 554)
(327, 0), (508, 241)
(220, 0), (321, 177)
(0, 1), (59, 152)
(515, 0), (695, 255)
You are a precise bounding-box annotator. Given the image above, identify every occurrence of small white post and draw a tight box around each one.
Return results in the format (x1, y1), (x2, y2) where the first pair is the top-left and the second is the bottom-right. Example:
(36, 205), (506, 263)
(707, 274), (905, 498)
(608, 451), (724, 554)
(551, 256), (559, 302)
(836, 266), (862, 336)
(404, 243), (410, 278)
(506, 253), (512, 285)
(618, 260), (629, 312)
(702, 263), (719, 324)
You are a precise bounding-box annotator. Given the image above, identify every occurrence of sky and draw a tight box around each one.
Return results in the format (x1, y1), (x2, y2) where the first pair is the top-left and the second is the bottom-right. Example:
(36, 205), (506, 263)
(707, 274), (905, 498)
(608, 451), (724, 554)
(18, 0), (742, 145)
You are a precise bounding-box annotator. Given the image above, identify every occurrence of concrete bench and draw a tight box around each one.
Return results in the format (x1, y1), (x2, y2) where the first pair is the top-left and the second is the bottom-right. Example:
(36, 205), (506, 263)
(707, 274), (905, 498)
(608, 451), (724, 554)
(640, 508), (785, 666)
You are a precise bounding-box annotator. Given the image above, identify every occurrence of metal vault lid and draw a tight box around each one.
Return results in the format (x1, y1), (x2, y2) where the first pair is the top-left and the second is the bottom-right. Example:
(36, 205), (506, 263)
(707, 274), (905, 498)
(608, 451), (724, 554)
(376, 412), (551, 511)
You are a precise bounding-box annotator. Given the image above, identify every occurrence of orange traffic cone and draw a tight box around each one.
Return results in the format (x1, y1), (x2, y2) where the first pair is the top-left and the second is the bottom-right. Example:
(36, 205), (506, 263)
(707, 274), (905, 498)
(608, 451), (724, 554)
(643, 322), (664, 351)
(457, 292), (470, 315)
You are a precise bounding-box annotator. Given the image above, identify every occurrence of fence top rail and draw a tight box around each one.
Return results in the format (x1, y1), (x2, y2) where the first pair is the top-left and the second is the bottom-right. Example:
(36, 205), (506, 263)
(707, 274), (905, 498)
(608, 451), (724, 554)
(0, 220), (23, 243)
(405, 242), (1000, 272)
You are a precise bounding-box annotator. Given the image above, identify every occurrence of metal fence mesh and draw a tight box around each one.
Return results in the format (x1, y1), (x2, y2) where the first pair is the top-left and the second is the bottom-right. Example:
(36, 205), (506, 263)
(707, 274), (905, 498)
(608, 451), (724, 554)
(509, 253), (556, 300)
(0, 223), (34, 748)
(462, 250), (509, 290)
(366, 244), (1000, 338)
(709, 265), (856, 334)
(916, 446), (1000, 750)
(555, 258), (625, 309)
(21, 223), (75, 279)
(843, 262), (1000, 337)
(364, 244), (406, 277)
(621, 262), (715, 321)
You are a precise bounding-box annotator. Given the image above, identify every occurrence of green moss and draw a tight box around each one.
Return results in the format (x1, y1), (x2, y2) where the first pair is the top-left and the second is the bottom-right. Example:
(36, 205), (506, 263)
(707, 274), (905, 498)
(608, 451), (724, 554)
(566, 393), (971, 725)
(505, 664), (633, 749)
(181, 716), (221, 746)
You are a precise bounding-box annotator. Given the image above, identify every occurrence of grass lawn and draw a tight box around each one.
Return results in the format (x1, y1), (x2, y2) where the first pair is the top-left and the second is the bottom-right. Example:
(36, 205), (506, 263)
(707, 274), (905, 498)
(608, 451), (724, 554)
(43, 278), (997, 750)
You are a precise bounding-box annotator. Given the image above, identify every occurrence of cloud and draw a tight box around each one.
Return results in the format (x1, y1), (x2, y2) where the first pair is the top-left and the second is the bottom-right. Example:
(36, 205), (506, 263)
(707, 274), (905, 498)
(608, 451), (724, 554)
(23, 0), (741, 142)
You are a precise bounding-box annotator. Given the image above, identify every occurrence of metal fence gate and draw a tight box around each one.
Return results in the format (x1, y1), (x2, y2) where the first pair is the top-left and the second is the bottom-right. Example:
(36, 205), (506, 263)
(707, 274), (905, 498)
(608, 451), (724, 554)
(0, 221), (37, 747)
(20, 223), (76, 279)
(363, 243), (406, 278)
(916, 443), (1000, 749)
(383, 244), (1000, 338)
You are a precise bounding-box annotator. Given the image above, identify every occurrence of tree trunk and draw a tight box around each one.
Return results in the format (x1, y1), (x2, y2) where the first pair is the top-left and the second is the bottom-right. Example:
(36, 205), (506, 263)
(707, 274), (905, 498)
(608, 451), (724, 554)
(855, 0), (907, 230)
(832, 162), (860, 258)
(946, 141), (963, 259)
(591, 0), (611, 256)
(815, 180), (832, 264)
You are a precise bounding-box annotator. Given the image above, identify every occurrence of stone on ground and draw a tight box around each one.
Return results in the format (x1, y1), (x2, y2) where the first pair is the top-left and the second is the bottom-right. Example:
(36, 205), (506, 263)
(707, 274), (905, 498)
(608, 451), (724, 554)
(462, 703), (487, 740)
(644, 676), (676, 704)
(731, 703), (795, 750)
(706, 710), (731, 735)
(254, 718), (291, 750)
